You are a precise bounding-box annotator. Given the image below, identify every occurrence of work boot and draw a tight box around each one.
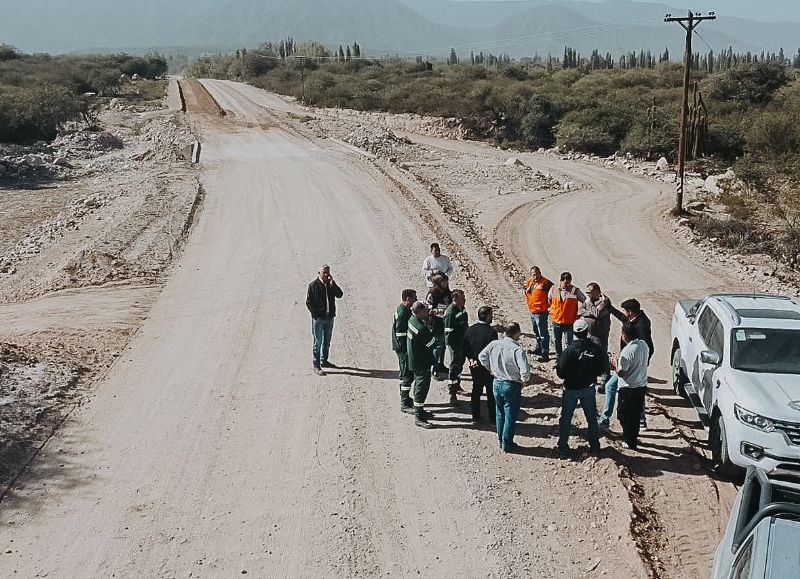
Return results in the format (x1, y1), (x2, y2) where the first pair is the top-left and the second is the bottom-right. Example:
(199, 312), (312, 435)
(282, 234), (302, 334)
(415, 407), (434, 429)
(401, 397), (414, 414)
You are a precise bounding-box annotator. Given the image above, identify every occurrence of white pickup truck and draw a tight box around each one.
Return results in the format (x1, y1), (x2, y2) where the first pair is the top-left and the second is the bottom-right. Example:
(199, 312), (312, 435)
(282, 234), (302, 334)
(671, 294), (800, 477)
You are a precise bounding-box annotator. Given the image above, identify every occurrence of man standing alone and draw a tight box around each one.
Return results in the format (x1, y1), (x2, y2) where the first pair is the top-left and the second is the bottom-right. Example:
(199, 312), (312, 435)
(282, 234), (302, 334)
(392, 289), (417, 414)
(549, 272), (586, 360)
(524, 266), (553, 362)
(463, 306), (498, 424)
(444, 289), (468, 405)
(479, 322), (531, 453)
(407, 302), (437, 429)
(306, 264), (343, 376)
(556, 319), (607, 458)
(615, 324), (649, 449)
(422, 242), (454, 287)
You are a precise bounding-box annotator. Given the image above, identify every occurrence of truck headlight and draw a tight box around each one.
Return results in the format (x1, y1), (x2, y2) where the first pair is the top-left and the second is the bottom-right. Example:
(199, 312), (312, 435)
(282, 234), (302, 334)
(734, 404), (775, 433)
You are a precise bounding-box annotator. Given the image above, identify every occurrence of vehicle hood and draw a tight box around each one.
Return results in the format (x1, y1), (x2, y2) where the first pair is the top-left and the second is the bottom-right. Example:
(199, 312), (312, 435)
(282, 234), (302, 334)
(729, 370), (800, 421)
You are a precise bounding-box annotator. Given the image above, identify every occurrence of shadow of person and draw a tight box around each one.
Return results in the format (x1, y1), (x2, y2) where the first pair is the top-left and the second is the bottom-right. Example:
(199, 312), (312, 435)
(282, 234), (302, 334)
(325, 367), (398, 380)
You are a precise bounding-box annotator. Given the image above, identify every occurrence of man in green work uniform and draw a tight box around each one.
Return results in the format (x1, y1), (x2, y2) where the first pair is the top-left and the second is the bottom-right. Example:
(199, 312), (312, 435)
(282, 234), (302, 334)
(407, 301), (437, 429)
(392, 289), (417, 414)
(444, 289), (468, 405)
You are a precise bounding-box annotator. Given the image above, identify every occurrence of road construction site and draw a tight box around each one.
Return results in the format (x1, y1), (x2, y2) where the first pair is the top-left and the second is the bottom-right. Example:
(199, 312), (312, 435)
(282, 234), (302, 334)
(0, 78), (793, 577)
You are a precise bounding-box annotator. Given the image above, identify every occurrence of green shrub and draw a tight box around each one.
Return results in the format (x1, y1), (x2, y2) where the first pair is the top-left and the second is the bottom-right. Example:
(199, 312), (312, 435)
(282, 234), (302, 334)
(120, 55), (168, 79)
(707, 62), (789, 105)
(0, 84), (80, 143)
(0, 44), (18, 61)
(556, 122), (615, 154)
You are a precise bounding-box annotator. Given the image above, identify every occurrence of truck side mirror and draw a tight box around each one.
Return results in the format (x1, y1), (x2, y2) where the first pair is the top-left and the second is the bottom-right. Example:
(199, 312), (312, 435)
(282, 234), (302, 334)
(701, 350), (721, 366)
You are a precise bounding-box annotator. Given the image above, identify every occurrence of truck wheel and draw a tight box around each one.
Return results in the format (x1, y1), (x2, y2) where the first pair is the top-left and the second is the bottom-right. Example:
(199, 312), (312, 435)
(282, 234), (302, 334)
(711, 414), (739, 478)
(672, 348), (688, 399)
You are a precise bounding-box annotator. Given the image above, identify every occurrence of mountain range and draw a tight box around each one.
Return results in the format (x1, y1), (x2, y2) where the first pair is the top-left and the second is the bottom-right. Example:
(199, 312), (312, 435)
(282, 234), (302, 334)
(2, 0), (799, 58)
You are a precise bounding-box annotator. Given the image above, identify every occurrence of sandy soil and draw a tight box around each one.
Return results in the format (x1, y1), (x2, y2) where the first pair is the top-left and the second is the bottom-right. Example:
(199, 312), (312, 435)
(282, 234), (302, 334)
(0, 80), (200, 497)
(0, 79), (760, 578)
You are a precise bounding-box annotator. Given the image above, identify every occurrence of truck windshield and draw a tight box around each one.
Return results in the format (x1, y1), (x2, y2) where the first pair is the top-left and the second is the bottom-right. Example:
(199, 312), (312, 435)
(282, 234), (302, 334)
(731, 329), (800, 374)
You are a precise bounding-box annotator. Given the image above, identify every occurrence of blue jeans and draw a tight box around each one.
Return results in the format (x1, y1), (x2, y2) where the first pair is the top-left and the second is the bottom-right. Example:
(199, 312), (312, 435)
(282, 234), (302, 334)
(552, 323), (573, 359)
(600, 373), (646, 425)
(432, 334), (446, 372)
(493, 379), (522, 450)
(311, 317), (334, 368)
(558, 386), (600, 452)
(530, 312), (550, 356)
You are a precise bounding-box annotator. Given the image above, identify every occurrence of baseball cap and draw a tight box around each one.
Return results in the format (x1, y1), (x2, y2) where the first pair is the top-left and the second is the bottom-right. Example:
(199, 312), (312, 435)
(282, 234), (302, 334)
(573, 319), (589, 333)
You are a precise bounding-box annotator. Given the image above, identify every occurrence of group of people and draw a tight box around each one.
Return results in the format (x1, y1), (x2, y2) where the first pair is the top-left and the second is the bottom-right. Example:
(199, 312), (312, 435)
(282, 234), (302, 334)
(305, 246), (656, 457)
(524, 266), (655, 453)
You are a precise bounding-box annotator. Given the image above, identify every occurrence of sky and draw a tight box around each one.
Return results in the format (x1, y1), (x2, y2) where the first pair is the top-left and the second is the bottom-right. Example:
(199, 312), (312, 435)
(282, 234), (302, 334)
(455, 0), (800, 24)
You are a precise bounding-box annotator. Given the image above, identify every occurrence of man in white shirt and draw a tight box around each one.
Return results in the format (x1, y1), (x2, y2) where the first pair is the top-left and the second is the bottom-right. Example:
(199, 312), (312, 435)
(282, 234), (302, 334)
(479, 322), (531, 453)
(614, 323), (649, 450)
(422, 243), (454, 288)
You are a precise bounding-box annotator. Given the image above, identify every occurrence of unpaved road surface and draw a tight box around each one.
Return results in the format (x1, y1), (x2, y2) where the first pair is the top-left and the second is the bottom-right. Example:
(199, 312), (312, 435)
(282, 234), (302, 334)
(0, 80), (749, 577)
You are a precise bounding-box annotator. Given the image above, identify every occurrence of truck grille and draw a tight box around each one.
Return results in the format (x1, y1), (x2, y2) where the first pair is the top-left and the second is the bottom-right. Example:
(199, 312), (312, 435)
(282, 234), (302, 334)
(774, 419), (800, 445)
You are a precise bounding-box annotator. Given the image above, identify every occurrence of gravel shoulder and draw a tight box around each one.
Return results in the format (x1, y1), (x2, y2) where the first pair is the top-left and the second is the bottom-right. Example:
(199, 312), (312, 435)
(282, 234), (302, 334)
(0, 81), (201, 494)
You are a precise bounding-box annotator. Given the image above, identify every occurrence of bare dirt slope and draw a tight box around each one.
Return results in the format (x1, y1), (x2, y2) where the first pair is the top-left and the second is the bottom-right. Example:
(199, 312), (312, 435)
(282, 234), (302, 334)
(0, 79), (747, 578)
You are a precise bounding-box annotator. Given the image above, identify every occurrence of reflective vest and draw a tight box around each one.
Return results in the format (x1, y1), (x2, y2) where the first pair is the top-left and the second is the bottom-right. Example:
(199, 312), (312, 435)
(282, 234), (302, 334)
(549, 286), (580, 325)
(525, 277), (551, 314)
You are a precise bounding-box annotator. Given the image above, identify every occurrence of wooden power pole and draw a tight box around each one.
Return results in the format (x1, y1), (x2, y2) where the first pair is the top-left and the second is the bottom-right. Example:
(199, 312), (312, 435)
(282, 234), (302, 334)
(665, 10), (716, 214)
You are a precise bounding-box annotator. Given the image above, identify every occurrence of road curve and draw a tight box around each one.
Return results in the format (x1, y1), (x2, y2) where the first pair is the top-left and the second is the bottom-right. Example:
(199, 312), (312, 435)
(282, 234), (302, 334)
(0, 80), (608, 578)
(0, 79), (742, 578)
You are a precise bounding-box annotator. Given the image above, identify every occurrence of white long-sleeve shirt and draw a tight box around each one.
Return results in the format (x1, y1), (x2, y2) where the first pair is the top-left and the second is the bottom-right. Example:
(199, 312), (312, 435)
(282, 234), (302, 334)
(422, 254), (454, 287)
(478, 337), (531, 384)
(617, 339), (649, 389)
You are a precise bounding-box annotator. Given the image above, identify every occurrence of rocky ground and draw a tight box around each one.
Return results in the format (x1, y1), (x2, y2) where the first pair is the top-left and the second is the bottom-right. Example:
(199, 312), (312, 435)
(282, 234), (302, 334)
(0, 81), (201, 489)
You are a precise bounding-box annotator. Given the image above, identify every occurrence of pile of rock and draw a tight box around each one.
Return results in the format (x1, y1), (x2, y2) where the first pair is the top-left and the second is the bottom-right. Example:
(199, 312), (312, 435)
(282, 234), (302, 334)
(313, 106), (466, 141)
(444, 157), (563, 191)
(52, 130), (124, 159)
(341, 125), (417, 160)
(0, 193), (109, 275)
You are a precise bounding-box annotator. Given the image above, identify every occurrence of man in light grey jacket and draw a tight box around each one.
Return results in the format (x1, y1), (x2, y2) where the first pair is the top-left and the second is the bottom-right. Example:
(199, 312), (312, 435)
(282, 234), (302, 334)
(479, 322), (531, 453)
(614, 323), (649, 449)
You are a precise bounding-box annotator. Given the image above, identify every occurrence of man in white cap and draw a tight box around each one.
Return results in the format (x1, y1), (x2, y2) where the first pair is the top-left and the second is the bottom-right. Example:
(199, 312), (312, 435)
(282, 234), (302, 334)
(555, 318), (608, 459)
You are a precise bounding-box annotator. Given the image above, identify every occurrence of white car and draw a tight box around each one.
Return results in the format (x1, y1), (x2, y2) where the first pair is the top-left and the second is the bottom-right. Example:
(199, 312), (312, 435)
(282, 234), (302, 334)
(671, 294), (800, 477)
(711, 467), (800, 578)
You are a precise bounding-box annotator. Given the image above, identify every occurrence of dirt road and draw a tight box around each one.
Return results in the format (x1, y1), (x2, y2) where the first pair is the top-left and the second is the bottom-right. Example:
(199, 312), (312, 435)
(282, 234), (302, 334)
(0, 80), (743, 577)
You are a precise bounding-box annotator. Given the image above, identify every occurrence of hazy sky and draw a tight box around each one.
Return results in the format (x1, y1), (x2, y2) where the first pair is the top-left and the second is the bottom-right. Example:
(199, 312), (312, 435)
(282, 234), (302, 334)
(454, 0), (800, 24)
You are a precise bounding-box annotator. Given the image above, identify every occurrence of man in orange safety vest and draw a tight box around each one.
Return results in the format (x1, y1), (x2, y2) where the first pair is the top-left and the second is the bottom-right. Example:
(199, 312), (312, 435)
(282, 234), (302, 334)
(548, 272), (586, 360)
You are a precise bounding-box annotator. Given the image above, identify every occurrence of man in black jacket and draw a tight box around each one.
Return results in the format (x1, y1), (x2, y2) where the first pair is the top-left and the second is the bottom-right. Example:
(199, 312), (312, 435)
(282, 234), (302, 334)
(609, 298), (654, 362)
(556, 319), (608, 458)
(306, 264), (344, 376)
(606, 298), (653, 429)
(463, 306), (499, 424)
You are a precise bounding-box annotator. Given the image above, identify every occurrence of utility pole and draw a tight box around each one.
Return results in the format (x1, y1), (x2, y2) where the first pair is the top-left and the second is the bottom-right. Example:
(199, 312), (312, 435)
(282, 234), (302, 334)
(665, 10), (716, 214)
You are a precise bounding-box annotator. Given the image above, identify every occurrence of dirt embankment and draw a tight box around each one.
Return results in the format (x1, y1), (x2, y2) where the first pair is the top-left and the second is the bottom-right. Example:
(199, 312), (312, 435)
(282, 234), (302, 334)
(0, 81), (202, 490)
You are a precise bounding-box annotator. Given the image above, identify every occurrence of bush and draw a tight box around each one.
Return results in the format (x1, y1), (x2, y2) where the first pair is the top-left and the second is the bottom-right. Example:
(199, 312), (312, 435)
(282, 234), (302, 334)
(620, 115), (678, 159)
(519, 95), (556, 148)
(688, 214), (770, 253)
(120, 55), (168, 79)
(0, 44), (18, 61)
(707, 123), (745, 160)
(707, 62), (789, 105)
(556, 122), (615, 154)
(0, 84), (80, 143)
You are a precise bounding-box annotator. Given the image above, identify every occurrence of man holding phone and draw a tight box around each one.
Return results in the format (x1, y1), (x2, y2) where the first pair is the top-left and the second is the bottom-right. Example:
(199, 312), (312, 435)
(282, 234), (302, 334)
(306, 264), (344, 376)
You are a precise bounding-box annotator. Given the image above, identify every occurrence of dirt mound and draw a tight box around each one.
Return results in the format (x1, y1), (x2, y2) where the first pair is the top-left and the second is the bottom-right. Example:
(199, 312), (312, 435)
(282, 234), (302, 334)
(0, 343), (83, 488)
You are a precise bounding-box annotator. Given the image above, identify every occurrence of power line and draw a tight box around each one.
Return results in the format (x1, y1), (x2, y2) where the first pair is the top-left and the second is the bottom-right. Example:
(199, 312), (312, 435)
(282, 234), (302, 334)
(665, 10), (717, 215)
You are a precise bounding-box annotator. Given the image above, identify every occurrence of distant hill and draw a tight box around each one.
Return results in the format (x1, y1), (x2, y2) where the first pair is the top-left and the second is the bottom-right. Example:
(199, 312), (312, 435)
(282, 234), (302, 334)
(2, 0), (799, 57)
